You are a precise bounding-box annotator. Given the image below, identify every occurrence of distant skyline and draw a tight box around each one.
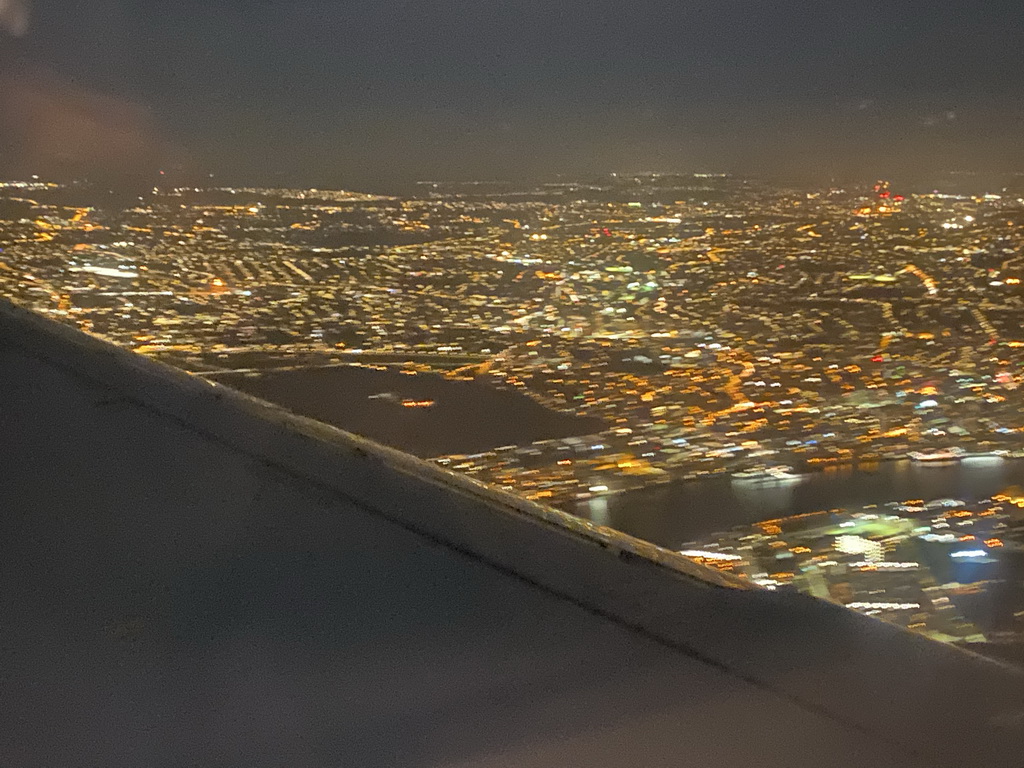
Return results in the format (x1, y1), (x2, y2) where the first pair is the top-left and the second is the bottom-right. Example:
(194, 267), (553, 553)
(2, 0), (1024, 191)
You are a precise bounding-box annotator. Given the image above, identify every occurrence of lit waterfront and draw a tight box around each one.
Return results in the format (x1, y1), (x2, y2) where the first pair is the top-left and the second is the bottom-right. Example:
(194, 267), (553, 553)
(573, 458), (1024, 546)
(575, 460), (1024, 649)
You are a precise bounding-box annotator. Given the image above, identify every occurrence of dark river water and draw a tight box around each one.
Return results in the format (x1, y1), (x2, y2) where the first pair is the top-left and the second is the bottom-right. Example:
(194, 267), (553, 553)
(215, 365), (604, 458)
(572, 458), (1024, 549)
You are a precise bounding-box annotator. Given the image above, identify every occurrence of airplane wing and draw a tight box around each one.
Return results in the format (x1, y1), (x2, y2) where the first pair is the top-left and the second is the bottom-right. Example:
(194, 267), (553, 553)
(2, 297), (1022, 766)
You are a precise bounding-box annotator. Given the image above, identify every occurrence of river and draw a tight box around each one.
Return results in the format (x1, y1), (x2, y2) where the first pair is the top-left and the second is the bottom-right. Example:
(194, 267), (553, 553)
(572, 458), (1024, 548)
(214, 365), (604, 458)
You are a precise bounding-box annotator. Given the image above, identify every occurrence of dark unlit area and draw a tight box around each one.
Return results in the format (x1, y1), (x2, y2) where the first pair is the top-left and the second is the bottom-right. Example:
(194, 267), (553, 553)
(215, 365), (604, 458)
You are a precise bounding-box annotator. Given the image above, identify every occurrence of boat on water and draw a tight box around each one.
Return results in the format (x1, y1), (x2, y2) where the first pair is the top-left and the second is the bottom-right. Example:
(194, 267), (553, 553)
(908, 447), (966, 464)
(732, 465), (802, 483)
(401, 399), (436, 409)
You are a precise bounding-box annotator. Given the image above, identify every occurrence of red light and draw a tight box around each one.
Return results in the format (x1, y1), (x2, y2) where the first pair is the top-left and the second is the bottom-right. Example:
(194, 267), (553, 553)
(872, 355), (884, 363)
(603, 228), (611, 237)
(893, 195), (904, 202)
(879, 192), (891, 199)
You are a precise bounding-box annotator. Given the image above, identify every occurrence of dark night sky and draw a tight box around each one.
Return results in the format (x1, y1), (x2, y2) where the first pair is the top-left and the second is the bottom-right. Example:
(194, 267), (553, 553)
(1, 0), (1023, 190)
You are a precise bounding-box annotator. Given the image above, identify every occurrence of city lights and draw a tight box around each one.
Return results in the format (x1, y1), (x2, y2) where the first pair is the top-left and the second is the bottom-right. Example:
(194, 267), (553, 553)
(2, 173), (1024, 651)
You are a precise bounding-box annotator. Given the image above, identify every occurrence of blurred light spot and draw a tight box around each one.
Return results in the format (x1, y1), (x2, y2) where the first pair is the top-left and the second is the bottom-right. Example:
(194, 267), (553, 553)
(0, 0), (29, 36)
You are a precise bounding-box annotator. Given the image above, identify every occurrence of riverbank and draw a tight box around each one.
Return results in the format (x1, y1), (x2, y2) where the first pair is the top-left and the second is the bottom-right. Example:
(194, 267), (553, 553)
(570, 457), (1024, 548)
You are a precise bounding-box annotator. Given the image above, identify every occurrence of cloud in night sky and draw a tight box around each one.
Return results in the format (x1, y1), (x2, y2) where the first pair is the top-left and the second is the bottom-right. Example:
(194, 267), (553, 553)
(2, 0), (1024, 188)
(0, 68), (187, 185)
(0, 0), (29, 36)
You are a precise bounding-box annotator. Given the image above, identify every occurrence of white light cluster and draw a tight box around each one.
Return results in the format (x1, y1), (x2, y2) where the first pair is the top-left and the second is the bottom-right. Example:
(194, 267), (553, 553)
(679, 550), (743, 561)
(835, 535), (884, 562)
(848, 602), (921, 611)
(849, 561), (919, 569)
